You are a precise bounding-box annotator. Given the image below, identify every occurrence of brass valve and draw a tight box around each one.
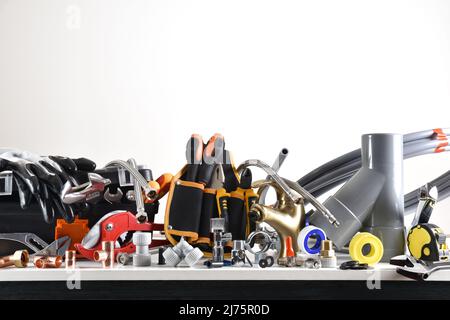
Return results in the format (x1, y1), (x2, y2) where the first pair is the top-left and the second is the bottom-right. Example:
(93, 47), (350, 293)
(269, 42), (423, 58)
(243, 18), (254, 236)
(249, 180), (306, 263)
(0, 250), (29, 268)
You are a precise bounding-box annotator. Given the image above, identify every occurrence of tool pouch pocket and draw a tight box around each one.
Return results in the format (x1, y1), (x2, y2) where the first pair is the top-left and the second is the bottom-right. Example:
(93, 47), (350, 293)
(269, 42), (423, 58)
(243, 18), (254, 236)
(165, 170), (205, 244)
(164, 154), (240, 247)
(228, 191), (246, 240)
(196, 188), (219, 244)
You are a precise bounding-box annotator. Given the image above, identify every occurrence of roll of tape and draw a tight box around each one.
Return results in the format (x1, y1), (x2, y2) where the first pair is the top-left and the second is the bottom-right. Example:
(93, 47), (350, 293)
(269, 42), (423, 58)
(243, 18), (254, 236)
(349, 232), (384, 265)
(298, 225), (327, 255)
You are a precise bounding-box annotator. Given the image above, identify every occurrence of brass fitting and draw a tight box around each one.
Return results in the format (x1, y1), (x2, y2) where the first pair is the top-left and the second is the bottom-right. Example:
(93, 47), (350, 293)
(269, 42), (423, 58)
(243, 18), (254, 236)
(0, 250), (29, 268)
(250, 180), (306, 264)
(319, 240), (337, 268)
(320, 240), (335, 258)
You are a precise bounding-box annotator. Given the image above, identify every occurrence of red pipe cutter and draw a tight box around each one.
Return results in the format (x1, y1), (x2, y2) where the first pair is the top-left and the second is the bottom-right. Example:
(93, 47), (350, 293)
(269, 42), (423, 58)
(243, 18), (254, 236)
(75, 211), (169, 260)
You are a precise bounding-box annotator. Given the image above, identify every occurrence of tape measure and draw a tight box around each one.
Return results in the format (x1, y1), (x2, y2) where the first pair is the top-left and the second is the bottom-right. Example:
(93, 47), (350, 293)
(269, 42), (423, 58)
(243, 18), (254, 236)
(349, 232), (383, 265)
(298, 226), (326, 255)
(407, 224), (447, 262)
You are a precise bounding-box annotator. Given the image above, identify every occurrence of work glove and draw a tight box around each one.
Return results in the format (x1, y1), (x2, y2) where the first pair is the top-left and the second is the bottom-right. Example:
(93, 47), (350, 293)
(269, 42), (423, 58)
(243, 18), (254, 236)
(0, 149), (96, 223)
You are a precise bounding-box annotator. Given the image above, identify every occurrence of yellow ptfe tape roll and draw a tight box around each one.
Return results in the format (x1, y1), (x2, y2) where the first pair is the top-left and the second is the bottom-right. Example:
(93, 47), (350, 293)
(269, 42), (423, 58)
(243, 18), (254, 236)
(349, 232), (384, 265)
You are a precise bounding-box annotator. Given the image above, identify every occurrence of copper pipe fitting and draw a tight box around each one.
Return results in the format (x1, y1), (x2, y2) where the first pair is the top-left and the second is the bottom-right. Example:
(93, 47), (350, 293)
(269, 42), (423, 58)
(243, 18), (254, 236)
(34, 256), (63, 269)
(65, 250), (76, 269)
(0, 250), (29, 268)
(94, 250), (108, 261)
(94, 241), (114, 268)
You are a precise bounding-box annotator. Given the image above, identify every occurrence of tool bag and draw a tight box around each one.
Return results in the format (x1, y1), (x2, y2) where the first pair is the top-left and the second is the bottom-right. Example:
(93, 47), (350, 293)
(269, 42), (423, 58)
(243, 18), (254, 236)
(0, 167), (159, 244)
(164, 155), (241, 248)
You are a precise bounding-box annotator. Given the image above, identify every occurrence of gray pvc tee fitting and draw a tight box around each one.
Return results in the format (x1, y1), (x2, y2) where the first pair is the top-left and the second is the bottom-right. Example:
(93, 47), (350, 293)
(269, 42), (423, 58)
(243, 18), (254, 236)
(310, 133), (405, 261)
(163, 237), (204, 267)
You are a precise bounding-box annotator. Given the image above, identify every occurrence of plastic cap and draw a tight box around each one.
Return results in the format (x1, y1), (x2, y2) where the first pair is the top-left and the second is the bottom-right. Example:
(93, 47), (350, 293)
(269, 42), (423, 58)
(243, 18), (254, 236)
(285, 236), (295, 257)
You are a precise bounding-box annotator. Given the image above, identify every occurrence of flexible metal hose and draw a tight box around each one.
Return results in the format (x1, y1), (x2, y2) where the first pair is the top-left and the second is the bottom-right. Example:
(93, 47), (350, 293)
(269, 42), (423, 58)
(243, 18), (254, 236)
(104, 159), (157, 200)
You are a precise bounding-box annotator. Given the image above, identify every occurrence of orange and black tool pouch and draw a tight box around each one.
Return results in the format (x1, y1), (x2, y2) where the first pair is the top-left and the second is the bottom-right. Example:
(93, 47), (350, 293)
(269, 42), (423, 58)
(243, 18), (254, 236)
(197, 188), (219, 244)
(228, 189), (246, 240)
(165, 169), (204, 243)
(164, 160), (240, 248)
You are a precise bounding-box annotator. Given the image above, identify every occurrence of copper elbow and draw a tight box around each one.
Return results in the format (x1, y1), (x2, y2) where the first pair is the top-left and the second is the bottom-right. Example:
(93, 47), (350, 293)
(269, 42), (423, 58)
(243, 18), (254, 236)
(34, 256), (63, 268)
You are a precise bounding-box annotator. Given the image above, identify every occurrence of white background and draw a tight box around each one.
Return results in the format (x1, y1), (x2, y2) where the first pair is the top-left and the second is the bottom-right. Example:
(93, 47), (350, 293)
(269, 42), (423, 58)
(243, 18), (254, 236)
(0, 0), (449, 226)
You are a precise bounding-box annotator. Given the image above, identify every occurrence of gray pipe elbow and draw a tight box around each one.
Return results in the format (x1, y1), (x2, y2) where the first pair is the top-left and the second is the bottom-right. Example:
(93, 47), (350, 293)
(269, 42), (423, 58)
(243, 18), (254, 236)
(310, 134), (405, 260)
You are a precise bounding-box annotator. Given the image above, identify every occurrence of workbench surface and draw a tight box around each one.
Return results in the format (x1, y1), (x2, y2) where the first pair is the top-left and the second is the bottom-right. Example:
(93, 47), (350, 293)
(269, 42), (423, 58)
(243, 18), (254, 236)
(1, 256), (449, 300)
(0, 257), (445, 281)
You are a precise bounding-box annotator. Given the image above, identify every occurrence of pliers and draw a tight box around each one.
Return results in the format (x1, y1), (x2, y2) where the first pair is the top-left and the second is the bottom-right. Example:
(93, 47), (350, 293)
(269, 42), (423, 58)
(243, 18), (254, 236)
(0, 233), (71, 257)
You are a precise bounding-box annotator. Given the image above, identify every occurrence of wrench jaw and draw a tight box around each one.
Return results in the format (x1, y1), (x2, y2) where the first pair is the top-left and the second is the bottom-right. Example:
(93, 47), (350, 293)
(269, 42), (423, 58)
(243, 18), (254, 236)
(74, 211), (168, 261)
(393, 254), (450, 281)
(62, 174), (111, 205)
(397, 265), (430, 281)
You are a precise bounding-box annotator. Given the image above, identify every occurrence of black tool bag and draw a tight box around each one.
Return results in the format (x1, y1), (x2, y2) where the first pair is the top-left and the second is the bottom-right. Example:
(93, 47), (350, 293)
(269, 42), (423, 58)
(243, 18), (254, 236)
(0, 167), (159, 243)
(164, 159), (240, 250)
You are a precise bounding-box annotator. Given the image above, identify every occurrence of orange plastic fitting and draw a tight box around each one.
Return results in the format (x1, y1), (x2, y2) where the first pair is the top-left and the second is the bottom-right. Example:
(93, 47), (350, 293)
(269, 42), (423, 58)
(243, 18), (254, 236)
(55, 217), (90, 251)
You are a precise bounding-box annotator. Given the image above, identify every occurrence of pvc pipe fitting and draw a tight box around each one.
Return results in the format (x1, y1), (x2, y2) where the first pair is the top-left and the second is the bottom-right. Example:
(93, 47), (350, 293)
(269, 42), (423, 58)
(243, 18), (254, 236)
(132, 232), (152, 267)
(310, 133), (405, 261)
(163, 237), (203, 267)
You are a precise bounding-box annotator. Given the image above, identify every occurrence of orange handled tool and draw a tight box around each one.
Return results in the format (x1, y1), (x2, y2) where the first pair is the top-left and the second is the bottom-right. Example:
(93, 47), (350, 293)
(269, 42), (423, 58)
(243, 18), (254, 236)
(197, 134), (224, 186)
(185, 134), (203, 182)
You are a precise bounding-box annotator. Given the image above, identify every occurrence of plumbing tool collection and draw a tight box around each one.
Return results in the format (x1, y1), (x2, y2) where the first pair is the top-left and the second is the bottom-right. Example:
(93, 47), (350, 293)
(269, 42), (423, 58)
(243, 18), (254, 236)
(0, 129), (449, 281)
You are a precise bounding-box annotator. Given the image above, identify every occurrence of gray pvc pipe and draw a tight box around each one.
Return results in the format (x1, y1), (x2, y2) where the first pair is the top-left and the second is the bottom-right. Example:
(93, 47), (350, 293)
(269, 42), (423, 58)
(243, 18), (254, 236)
(310, 134), (405, 261)
(361, 134), (405, 261)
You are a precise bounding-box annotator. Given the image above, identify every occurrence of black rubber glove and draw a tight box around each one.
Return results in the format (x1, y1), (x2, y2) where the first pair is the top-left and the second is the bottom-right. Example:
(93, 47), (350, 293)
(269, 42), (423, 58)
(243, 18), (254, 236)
(0, 150), (96, 223)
